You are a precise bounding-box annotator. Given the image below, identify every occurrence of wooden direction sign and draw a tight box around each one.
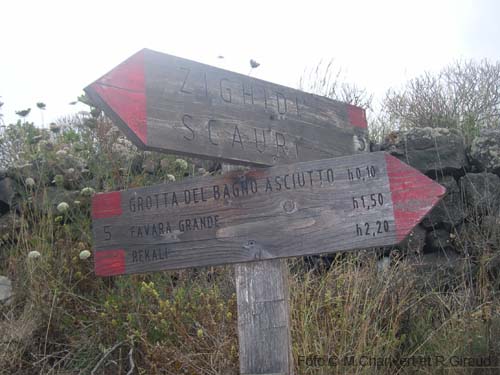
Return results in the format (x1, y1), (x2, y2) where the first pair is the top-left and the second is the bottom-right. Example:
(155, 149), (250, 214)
(86, 50), (443, 375)
(91, 152), (445, 276)
(84, 48), (368, 166)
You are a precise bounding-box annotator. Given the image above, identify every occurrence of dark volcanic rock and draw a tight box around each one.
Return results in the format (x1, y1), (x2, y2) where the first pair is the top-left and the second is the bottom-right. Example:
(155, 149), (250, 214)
(142, 159), (158, 174)
(0, 177), (15, 214)
(426, 229), (454, 253)
(192, 158), (221, 174)
(381, 127), (468, 177)
(422, 176), (464, 229)
(459, 173), (500, 216)
(469, 129), (500, 176)
(398, 224), (427, 256)
(0, 213), (20, 243)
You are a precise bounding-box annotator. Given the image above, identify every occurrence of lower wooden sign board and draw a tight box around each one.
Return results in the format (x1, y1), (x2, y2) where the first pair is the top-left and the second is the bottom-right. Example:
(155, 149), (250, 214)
(91, 152), (445, 276)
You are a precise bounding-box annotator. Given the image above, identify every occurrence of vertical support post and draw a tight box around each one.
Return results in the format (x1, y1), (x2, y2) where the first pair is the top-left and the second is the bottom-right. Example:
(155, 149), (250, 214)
(223, 164), (294, 375)
(235, 259), (294, 375)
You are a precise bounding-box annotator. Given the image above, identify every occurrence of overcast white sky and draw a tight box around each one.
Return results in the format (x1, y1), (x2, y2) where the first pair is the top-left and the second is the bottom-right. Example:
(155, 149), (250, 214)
(1, 0), (499, 126)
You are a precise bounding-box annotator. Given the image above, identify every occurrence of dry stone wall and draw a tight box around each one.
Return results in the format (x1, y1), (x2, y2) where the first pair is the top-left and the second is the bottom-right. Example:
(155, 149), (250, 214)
(379, 127), (500, 262)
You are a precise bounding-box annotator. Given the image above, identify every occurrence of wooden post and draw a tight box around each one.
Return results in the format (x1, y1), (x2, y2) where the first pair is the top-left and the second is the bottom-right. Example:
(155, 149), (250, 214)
(224, 164), (294, 375)
(235, 259), (294, 375)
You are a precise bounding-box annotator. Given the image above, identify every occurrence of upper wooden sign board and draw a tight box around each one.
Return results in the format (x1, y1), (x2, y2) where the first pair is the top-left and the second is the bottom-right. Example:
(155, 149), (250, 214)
(91, 152), (445, 276)
(84, 48), (368, 166)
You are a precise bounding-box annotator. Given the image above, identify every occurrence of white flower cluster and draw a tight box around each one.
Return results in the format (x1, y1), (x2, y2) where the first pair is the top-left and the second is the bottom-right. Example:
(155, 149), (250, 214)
(81, 187), (95, 197)
(79, 250), (91, 260)
(174, 158), (188, 170)
(25, 177), (35, 187)
(57, 202), (69, 213)
(28, 250), (41, 259)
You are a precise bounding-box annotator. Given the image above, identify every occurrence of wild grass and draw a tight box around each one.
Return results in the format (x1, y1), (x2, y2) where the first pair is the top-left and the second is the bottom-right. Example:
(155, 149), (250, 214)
(0, 109), (499, 374)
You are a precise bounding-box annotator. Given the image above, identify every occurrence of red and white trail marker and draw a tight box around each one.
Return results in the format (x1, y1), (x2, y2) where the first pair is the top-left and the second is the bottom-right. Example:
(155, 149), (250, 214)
(91, 152), (445, 276)
(84, 48), (368, 167)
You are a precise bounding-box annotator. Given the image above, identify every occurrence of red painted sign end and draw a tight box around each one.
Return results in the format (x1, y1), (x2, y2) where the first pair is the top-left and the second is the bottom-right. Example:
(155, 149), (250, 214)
(385, 154), (446, 241)
(95, 249), (126, 276)
(86, 50), (147, 145)
(92, 191), (123, 219)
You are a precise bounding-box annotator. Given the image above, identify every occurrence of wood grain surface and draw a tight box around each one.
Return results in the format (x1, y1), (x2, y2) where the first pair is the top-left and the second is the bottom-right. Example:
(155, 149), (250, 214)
(222, 165), (294, 375)
(236, 259), (293, 375)
(84, 48), (368, 166)
(91, 152), (445, 276)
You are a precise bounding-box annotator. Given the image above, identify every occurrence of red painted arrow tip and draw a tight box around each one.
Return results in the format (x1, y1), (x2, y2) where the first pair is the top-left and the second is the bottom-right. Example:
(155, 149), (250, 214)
(90, 50), (147, 144)
(385, 153), (446, 242)
(94, 49), (145, 92)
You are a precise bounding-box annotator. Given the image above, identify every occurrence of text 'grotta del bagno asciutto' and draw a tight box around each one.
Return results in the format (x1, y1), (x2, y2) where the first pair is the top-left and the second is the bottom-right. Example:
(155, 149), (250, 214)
(127, 166), (343, 236)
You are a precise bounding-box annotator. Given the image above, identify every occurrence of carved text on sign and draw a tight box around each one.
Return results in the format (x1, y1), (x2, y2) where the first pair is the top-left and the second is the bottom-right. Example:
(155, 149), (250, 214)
(85, 49), (369, 166)
(91, 152), (446, 275)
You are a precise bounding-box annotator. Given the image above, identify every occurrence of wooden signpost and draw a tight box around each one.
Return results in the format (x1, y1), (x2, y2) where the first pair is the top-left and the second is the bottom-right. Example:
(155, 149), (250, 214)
(84, 48), (368, 167)
(91, 152), (445, 276)
(85, 49), (445, 375)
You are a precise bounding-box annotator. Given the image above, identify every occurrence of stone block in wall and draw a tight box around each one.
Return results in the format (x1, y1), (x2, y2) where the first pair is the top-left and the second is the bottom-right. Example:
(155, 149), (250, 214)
(0, 213), (20, 245)
(0, 177), (15, 215)
(425, 229), (454, 253)
(381, 127), (468, 177)
(459, 173), (500, 216)
(469, 129), (500, 176)
(422, 176), (465, 230)
(398, 224), (427, 256)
